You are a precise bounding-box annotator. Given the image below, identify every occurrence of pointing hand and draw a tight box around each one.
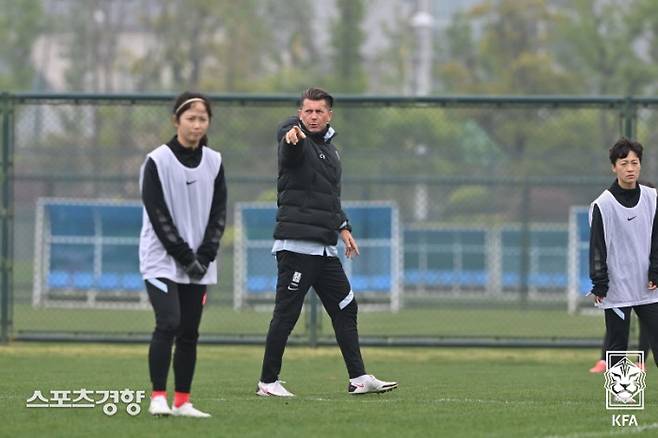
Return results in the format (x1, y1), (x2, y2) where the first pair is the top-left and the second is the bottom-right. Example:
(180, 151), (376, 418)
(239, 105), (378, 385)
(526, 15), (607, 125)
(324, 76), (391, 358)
(285, 125), (306, 145)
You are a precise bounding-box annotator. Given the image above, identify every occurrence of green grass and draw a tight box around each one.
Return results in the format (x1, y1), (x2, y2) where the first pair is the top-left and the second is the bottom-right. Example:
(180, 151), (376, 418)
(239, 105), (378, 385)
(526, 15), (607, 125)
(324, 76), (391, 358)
(12, 304), (610, 340)
(1, 343), (657, 437)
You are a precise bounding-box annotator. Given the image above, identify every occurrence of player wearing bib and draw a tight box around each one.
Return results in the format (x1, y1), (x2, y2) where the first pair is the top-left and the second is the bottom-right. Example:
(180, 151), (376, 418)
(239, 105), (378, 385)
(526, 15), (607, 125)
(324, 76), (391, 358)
(140, 92), (226, 418)
(589, 138), (658, 367)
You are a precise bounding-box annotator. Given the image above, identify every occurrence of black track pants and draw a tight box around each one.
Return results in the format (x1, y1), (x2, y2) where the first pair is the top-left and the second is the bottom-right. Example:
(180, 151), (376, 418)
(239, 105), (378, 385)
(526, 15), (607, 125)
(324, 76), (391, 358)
(260, 251), (366, 383)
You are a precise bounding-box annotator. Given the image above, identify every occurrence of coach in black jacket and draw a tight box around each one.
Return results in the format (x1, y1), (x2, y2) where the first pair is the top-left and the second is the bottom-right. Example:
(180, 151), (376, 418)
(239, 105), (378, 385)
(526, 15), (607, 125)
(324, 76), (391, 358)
(273, 111), (350, 244)
(256, 88), (397, 397)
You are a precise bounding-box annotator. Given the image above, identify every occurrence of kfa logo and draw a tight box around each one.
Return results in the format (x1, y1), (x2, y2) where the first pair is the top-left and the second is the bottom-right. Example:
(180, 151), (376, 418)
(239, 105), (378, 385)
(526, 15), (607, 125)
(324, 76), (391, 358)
(604, 351), (645, 410)
(611, 415), (638, 427)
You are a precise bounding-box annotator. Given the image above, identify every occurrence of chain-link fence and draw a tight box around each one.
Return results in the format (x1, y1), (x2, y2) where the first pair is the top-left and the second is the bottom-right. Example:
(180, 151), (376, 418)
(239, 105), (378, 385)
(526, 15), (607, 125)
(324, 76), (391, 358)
(2, 94), (658, 346)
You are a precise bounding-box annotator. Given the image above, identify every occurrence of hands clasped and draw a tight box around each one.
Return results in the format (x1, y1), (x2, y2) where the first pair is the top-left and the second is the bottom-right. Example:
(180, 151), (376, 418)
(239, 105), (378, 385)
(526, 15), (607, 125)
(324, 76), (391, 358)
(184, 258), (207, 281)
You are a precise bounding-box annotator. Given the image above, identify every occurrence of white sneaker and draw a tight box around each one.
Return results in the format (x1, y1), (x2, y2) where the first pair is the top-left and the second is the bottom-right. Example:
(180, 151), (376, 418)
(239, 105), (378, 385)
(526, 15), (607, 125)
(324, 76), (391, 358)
(148, 395), (172, 416)
(171, 402), (211, 418)
(348, 374), (398, 395)
(256, 380), (295, 397)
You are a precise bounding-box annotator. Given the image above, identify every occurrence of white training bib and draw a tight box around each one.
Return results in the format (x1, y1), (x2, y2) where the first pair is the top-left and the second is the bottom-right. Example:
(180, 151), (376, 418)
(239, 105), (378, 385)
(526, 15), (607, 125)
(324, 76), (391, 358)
(139, 144), (222, 284)
(589, 184), (658, 308)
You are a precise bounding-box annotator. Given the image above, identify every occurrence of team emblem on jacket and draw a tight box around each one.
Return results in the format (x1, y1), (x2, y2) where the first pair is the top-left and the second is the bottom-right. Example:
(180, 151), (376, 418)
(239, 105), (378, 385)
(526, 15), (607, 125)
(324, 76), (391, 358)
(319, 153), (326, 160)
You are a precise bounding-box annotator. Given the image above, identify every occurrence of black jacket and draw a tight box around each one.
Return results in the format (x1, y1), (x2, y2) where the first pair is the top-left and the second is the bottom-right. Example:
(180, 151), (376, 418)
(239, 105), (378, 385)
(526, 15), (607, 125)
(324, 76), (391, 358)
(273, 116), (349, 245)
(141, 136), (227, 268)
(589, 180), (658, 296)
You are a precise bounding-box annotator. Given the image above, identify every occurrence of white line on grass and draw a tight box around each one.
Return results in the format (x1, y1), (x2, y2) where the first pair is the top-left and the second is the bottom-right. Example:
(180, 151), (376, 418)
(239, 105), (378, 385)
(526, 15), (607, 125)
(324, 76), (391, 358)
(207, 396), (591, 406)
(432, 398), (591, 406)
(545, 422), (658, 438)
(208, 397), (397, 402)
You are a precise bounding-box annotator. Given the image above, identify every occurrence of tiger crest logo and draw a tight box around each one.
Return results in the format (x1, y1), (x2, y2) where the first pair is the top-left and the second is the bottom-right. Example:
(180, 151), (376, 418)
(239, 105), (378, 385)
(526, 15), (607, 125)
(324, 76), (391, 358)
(604, 352), (646, 410)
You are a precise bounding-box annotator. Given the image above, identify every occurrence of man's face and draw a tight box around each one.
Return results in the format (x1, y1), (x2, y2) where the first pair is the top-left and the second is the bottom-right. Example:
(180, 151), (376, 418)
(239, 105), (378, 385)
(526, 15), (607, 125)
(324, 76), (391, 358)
(612, 150), (641, 189)
(298, 98), (332, 133)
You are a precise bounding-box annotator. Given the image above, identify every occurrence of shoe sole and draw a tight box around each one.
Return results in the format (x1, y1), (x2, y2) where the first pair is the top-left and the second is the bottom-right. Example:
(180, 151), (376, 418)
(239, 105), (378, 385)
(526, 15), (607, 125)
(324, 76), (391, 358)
(256, 386), (295, 397)
(349, 384), (398, 395)
(256, 390), (294, 397)
(149, 411), (172, 416)
(172, 413), (211, 418)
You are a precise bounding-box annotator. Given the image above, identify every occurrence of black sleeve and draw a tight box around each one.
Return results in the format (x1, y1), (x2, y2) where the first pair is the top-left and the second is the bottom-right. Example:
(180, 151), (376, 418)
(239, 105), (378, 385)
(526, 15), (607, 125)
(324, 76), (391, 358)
(196, 163), (227, 267)
(589, 204), (608, 296)
(336, 169), (349, 230)
(338, 209), (351, 231)
(649, 197), (658, 284)
(141, 158), (196, 267)
(277, 119), (305, 168)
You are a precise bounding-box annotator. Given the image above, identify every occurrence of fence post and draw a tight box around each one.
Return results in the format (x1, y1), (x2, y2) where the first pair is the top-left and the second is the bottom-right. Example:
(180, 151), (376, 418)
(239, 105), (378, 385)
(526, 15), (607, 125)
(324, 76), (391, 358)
(622, 96), (637, 139)
(0, 93), (13, 344)
(519, 179), (531, 310)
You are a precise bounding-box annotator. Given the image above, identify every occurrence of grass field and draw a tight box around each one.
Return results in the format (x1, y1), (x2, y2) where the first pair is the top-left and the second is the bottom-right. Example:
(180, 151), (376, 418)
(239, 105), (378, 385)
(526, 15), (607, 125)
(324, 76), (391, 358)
(13, 304), (611, 340)
(2, 343), (657, 437)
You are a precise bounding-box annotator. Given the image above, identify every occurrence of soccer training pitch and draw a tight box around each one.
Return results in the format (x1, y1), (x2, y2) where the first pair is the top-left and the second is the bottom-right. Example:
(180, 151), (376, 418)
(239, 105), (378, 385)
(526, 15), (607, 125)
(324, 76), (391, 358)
(1, 343), (656, 437)
(12, 304), (607, 341)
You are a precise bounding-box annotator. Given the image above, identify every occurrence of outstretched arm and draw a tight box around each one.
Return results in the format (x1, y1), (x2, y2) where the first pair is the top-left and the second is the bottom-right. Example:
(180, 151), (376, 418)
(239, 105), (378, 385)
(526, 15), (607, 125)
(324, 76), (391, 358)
(278, 119), (307, 167)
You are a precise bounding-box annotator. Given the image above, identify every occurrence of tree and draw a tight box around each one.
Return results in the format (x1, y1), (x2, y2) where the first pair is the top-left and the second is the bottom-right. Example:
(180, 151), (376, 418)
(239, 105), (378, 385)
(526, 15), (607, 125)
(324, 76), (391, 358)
(329, 0), (367, 93)
(438, 0), (574, 95)
(136, 0), (300, 93)
(0, 0), (43, 91)
(372, 4), (417, 94)
(135, 0), (224, 91)
(554, 0), (655, 95)
(253, 0), (322, 92)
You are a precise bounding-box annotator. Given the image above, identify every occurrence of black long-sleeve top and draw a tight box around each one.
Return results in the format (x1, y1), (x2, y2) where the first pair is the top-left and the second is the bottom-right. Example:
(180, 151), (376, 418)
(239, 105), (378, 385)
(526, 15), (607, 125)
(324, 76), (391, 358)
(589, 180), (658, 296)
(141, 136), (227, 268)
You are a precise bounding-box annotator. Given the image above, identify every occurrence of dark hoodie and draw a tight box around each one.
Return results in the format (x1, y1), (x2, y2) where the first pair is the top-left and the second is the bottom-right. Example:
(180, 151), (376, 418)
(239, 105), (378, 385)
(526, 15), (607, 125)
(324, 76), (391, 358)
(273, 116), (349, 245)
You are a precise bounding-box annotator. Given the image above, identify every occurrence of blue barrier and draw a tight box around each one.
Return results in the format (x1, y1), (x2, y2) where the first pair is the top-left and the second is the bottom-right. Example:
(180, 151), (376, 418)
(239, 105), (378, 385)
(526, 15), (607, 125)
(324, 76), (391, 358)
(403, 226), (568, 290)
(34, 199), (144, 306)
(573, 208), (591, 294)
(403, 227), (487, 290)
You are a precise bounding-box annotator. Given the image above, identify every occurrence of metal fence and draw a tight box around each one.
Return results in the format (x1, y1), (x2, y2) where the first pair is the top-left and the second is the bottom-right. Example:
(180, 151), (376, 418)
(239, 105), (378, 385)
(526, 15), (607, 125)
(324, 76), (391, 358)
(2, 93), (658, 347)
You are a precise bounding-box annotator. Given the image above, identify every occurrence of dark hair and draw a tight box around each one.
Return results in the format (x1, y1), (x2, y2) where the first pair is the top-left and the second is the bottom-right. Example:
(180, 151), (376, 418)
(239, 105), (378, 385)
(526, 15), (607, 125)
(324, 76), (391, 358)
(299, 87), (333, 109)
(609, 137), (643, 164)
(172, 91), (213, 121)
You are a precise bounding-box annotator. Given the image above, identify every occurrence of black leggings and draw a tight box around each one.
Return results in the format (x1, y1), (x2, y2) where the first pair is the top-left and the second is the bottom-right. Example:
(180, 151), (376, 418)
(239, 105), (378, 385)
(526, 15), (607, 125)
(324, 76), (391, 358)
(600, 318), (652, 360)
(604, 302), (658, 367)
(146, 278), (206, 393)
